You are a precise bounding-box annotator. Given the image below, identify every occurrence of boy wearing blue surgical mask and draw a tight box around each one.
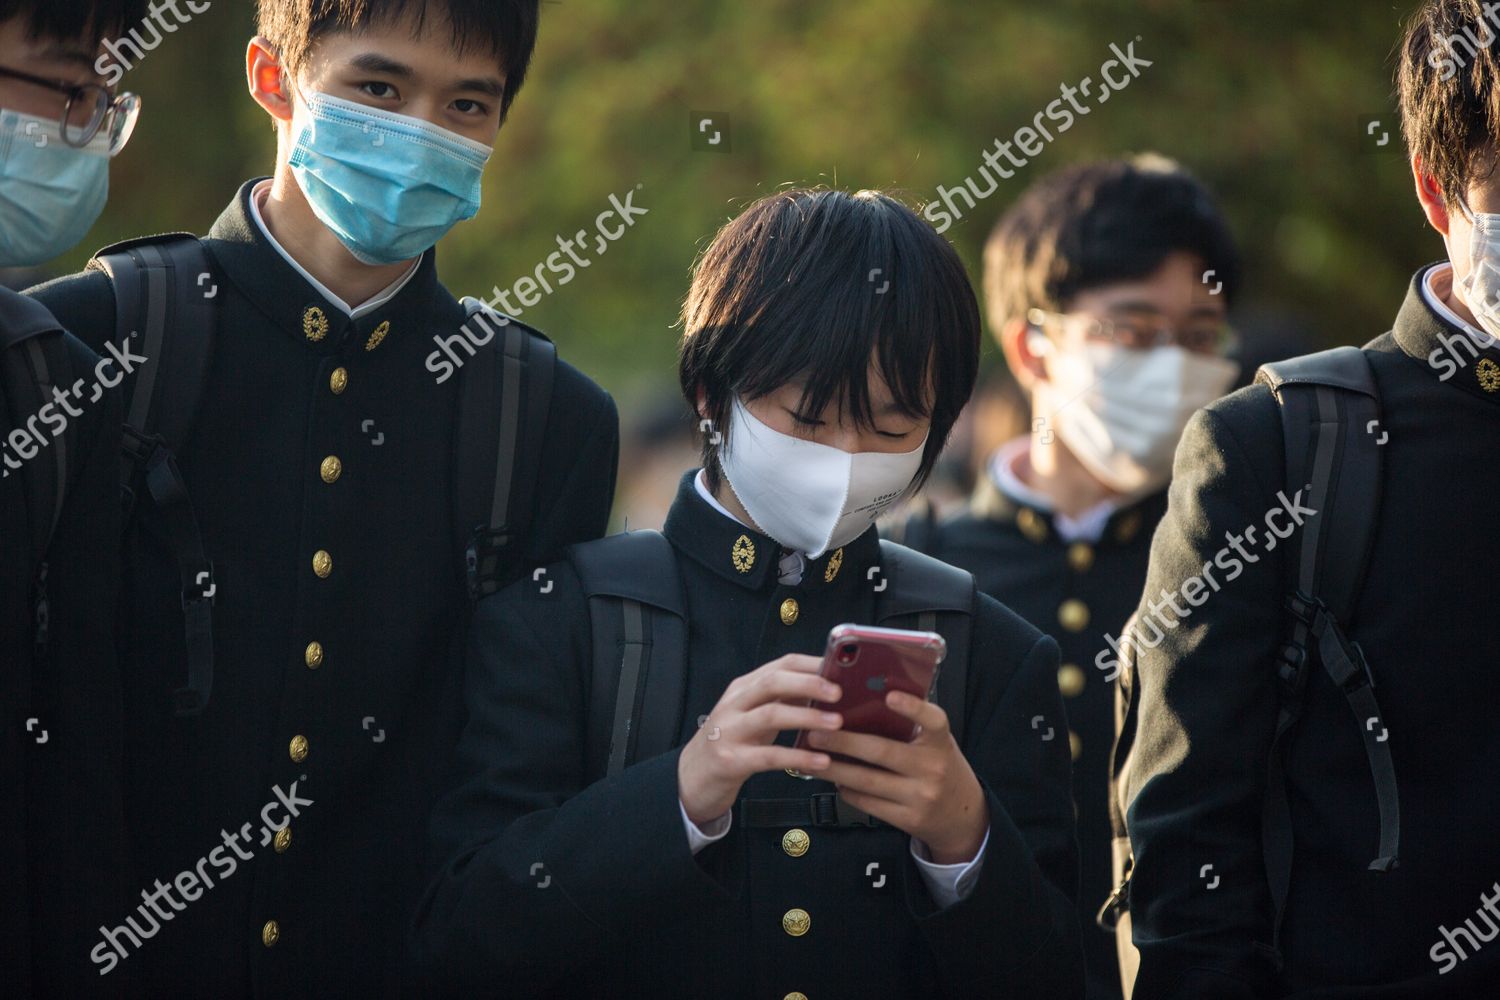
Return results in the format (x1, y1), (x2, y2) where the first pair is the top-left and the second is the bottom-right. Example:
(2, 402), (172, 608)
(900, 155), (1241, 1000)
(0, 2), (143, 996)
(24, 1), (618, 995)
(414, 189), (1085, 999)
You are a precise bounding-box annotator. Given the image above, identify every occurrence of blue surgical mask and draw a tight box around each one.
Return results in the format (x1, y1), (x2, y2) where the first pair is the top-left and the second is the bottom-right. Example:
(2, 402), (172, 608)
(288, 90), (492, 265)
(0, 108), (110, 266)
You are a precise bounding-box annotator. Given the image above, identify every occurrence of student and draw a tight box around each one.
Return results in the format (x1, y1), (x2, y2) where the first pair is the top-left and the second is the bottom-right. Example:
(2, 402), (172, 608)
(900, 156), (1241, 999)
(1121, 1), (1500, 995)
(414, 189), (1084, 999)
(25, 1), (617, 995)
(0, 2), (142, 995)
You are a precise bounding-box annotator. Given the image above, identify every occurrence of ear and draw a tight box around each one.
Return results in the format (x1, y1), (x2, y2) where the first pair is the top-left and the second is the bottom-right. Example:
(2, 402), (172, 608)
(997, 316), (1048, 391)
(1412, 155), (1453, 236)
(247, 36), (293, 123)
(693, 386), (708, 420)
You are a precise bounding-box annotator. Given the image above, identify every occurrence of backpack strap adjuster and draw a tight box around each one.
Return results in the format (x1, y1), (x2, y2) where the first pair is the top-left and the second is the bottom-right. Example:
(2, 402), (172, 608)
(465, 526), (514, 602)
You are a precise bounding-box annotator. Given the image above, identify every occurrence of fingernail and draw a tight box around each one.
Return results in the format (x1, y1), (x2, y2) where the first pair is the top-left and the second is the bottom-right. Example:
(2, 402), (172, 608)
(821, 712), (841, 725)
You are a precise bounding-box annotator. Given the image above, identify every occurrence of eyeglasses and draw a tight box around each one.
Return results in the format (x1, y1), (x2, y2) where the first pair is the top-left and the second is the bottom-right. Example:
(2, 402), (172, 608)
(0, 65), (141, 155)
(1027, 307), (1239, 357)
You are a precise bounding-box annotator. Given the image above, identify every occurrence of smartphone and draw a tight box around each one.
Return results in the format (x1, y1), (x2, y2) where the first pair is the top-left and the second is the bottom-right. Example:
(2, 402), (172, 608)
(788, 623), (947, 777)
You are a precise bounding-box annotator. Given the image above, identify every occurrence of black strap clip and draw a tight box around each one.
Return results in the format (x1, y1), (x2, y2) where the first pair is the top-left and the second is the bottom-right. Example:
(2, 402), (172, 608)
(810, 791), (880, 828)
(465, 525), (514, 603)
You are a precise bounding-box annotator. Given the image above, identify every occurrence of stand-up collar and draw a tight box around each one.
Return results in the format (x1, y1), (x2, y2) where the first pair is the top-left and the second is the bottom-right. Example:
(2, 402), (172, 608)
(205, 178), (443, 357)
(1394, 263), (1500, 406)
(969, 468), (1165, 550)
(662, 470), (882, 594)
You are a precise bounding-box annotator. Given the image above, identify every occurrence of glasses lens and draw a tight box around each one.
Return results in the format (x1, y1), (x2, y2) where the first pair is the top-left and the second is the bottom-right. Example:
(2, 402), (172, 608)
(107, 92), (142, 155)
(61, 85), (109, 147)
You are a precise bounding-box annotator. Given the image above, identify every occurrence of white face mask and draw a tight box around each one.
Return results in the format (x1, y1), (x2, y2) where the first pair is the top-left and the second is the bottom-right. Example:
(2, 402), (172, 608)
(1453, 202), (1500, 343)
(1033, 339), (1238, 496)
(718, 397), (927, 558)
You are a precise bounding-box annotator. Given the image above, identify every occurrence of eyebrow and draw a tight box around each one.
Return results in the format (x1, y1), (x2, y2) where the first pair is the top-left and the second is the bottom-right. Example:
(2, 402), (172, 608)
(347, 52), (505, 99)
(38, 43), (100, 72)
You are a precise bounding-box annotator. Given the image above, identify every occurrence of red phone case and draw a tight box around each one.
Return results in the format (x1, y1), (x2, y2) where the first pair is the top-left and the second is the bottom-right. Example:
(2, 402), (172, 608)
(790, 623), (947, 775)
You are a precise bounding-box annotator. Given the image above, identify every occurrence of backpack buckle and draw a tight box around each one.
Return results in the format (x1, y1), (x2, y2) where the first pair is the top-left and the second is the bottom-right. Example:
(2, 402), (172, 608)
(809, 791), (881, 827)
(465, 526), (513, 602)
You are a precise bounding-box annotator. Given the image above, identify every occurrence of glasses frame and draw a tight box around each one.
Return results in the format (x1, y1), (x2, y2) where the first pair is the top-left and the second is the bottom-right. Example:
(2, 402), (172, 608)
(0, 64), (140, 154)
(1027, 307), (1239, 357)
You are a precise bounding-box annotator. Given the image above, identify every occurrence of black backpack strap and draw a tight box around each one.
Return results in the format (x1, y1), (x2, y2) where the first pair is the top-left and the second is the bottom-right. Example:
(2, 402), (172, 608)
(874, 539), (976, 747)
(89, 234), (219, 716)
(1, 301), (69, 565)
(1254, 346), (1394, 961)
(567, 530), (688, 777)
(453, 298), (557, 603)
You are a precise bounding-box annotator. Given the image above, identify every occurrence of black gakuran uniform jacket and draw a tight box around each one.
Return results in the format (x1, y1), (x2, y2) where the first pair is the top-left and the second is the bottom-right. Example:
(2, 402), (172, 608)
(415, 471), (1085, 999)
(1124, 269), (1500, 998)
(24, 180), (619, 998)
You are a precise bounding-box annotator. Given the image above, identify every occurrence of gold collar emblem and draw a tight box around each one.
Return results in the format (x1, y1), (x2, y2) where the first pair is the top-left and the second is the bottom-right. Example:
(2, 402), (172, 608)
(302, 305), (329, 342)
(1477, 357), (1500, 393)
(731, 534), (756, 573)
(823, 546), (844, 583)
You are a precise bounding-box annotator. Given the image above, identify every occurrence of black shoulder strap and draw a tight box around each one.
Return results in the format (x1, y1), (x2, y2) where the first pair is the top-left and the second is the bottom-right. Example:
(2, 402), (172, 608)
(89, 234), (219, 716)
(1, 306), (69, 567)
(874, 539), (976, 747)
(453, 298), (557, 603)
(1253, 346), (1396, 962)
(568, 530), (687, 777)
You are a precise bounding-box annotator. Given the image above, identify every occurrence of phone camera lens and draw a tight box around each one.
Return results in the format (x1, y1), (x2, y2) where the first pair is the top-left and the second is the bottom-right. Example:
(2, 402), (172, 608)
(836, 643), (859, 666)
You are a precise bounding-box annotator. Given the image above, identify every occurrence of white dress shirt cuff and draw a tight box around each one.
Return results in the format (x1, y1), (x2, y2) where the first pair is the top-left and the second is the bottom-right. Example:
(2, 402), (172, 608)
(680, 800), (733, 855)
(910, 826), (990, 909)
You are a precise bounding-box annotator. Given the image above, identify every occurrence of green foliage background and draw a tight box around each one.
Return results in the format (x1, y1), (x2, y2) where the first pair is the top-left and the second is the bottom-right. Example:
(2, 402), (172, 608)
(49, 0), (1436, 414)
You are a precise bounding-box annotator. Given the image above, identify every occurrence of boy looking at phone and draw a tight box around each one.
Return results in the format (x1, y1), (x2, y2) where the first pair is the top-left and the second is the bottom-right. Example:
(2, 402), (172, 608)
(415, 189), (1084, 999)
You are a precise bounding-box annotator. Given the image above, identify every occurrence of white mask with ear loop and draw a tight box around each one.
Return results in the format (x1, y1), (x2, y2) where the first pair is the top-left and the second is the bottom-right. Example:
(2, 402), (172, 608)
(717, 397), (927, 558)
(1452, 200), (1500, 342)
(1027, 325), (1238, 496)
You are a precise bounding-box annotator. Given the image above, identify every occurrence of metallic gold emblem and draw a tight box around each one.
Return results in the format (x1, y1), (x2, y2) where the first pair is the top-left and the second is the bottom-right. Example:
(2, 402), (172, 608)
(302, 305), (328, 342)
(823, 547), (844, 582)
(329, 367), (348, 394)
(1058, 663), (1086, 698)
(781, 828), (810, 857)
(731, 534), (756, 573)
(1114, 510), (1143, 543)
(1478, 358), (1500, 393)
(319, 455), (342, 484)
(779, 598), (800, 626)
(288, 734), (309, 763)
(1067, 542), (1094, 574)
(261, 920), (280, 948)
(304, 641), (323, 669)
(1057, 598), (1089, 633)
(365, 319), (390, 352)
(781, 908), (811, 937)
(273, 826), (292, 853)
(1016, 507), (1048, 543)
(312, 550), (332, 579)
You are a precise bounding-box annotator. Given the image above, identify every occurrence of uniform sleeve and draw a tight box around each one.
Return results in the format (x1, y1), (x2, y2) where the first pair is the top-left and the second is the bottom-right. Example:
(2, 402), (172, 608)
(1123, 400), (1286, 1000)
(904, 613), (1085, 998)
(522, 362), (619, 566)
(411, 565), (733, 992)
(24, 269), (118, 356)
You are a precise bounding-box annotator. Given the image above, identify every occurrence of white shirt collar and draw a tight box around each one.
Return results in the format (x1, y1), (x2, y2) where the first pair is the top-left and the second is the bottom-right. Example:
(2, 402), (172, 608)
(989, 437), (1120, 544)
(247, 179), (420, 319)
(1420, 262), (1497, 347)
(693, 469), (805, 584)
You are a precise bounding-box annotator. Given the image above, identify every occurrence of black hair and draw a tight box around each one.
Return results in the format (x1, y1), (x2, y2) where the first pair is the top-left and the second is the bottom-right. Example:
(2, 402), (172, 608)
(982, 154), (1241, 336)
(679, 188), (982, 493)
(256, 0), (541, 118)
(0, 0), (147, 44)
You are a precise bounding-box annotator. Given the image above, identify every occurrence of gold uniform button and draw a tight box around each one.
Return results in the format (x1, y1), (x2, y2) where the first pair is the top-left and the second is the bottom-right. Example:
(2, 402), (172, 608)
(781, 828), (810, 857)
(1114, 510), (1143, 544)
(304, 641), (323, 669)
(1067, 542), (1094, 573)
(273, 826), (291, 853)
(329, 367), (348, 394)
(785, 993), (809, 1000)
(1058, 663), (1086, 698)
(1058, 598), (1089, 633)
(1069, 730), (1083, 761)
(780, 598), (799, 626)
(312, 550), (332, 578)
(319, 455), (342, 484)
(261, 919), (280, 947)
(782, 908), (810, 937)
(288, 734), (309, 763)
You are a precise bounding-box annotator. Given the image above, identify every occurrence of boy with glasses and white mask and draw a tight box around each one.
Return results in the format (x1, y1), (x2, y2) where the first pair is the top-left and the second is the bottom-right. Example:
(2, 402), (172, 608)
(0, 1), (143, 995)
(901, 155), (1241, 1000)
